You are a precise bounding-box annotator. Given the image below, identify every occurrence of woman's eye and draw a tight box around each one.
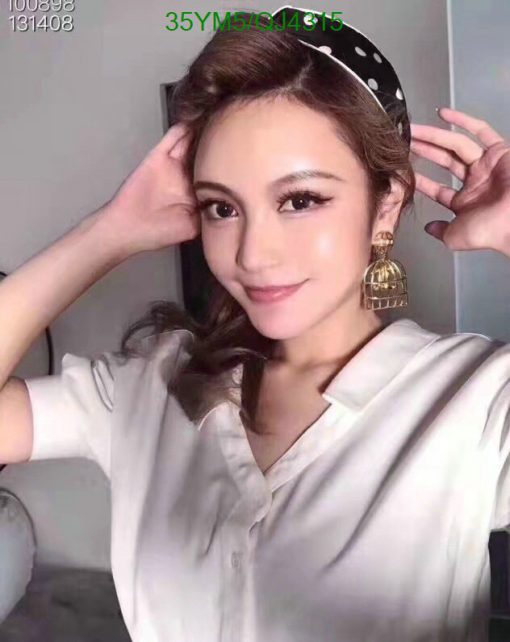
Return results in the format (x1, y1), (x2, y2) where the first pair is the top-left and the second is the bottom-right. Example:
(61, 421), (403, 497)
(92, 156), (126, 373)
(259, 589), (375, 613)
(278, 190), (332, 213)
(198, 200), (237, 220)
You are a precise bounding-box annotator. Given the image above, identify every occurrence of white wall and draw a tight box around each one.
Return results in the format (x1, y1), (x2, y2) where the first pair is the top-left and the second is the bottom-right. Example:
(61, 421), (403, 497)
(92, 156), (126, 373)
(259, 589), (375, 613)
(0, 0), (452, 570)
(448, 0), (510, 340)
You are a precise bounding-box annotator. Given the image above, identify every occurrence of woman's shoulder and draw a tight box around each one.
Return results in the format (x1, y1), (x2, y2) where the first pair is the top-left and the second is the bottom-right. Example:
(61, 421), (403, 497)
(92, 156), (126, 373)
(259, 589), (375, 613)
(401, 316), (503, 349)
(404, 317), (510, 378)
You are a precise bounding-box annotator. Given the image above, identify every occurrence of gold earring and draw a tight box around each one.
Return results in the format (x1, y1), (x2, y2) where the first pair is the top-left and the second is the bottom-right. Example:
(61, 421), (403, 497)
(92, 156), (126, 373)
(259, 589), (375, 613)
(361, 230), (408, 310)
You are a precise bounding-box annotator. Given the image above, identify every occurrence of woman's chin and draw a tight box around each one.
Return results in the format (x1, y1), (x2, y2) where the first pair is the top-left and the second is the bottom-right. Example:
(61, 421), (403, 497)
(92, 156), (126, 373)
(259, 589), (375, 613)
(244, 313), (312, 341)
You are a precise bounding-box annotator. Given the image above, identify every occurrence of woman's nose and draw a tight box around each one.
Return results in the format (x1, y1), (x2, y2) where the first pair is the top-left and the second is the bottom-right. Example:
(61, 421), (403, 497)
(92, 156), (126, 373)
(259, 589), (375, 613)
(236, 217), (284, 273)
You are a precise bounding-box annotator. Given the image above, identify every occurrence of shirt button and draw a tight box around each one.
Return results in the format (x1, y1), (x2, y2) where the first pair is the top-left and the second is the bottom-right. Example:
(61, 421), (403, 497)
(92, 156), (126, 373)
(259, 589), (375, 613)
(231, 551), (242, 569)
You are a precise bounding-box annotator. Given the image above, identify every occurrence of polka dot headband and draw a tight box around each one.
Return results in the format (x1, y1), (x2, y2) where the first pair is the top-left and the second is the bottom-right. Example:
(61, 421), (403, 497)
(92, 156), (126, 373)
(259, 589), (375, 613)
(271, 5), (411, 146)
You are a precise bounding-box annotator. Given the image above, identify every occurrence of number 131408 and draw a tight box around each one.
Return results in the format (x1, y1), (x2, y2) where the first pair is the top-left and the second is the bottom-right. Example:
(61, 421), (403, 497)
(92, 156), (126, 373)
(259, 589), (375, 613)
(8, 0), (75, 32)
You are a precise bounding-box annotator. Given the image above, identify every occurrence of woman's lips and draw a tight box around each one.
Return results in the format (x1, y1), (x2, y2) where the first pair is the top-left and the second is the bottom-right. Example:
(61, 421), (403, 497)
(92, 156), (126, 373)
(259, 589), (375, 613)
(245, 280), (307, 303)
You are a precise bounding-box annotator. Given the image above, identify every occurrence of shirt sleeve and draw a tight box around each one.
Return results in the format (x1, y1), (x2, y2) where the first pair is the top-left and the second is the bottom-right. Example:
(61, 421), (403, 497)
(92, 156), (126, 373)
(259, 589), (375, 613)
(23, 350), (121, 477)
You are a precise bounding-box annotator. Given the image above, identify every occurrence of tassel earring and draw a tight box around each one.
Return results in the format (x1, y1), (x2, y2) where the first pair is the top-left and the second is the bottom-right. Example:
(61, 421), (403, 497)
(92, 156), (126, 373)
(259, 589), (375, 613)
(361, 231), (408, 310)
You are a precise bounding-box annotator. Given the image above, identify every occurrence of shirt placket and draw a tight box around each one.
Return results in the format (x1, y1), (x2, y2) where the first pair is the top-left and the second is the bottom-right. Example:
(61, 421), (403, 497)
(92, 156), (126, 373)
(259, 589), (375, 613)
(221, 492), (272, 642)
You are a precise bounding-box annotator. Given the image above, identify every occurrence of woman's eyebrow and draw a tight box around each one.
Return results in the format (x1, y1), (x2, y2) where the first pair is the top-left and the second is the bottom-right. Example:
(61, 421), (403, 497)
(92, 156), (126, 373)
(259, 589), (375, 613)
(193, 169), (345, 200)
(271, 169), (346, 187)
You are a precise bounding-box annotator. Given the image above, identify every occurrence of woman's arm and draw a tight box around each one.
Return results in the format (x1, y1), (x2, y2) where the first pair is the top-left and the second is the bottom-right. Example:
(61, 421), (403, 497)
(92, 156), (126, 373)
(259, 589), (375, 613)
(0, 206), (128, 390)
(0, 119), (197, 389)
(0, 206), (132, 464)
(0, 120), (198, 464)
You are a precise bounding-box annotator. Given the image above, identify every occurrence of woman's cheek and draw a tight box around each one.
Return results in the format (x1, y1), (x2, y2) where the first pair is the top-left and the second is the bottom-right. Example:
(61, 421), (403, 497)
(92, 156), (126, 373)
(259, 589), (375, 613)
(308, 227), (350, 266)
(309, 222), (369, 280)
(201, 233), (235, 283)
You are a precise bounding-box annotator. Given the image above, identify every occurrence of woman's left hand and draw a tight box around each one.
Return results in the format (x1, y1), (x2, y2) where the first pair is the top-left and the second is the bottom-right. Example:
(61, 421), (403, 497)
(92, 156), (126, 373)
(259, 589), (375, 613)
(410, 107), (510, 256)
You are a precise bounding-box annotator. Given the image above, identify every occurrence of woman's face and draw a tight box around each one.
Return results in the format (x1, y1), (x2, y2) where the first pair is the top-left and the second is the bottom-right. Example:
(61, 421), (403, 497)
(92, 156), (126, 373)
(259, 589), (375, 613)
(193, 96), (401, 342)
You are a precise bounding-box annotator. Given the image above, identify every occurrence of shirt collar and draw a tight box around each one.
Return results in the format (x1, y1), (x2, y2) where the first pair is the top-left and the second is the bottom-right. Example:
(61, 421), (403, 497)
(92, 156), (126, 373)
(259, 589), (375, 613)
(195, 317), (440, 430)
(321, 318), (439, 412)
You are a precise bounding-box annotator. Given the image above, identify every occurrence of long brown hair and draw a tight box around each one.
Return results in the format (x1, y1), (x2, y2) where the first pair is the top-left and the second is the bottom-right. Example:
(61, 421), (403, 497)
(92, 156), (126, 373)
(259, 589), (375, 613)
(114, 15), (416, 432)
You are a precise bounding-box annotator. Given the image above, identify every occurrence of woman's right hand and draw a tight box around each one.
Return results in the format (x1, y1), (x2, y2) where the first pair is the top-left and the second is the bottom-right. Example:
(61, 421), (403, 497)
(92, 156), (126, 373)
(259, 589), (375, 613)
(97, 122), (200, 257)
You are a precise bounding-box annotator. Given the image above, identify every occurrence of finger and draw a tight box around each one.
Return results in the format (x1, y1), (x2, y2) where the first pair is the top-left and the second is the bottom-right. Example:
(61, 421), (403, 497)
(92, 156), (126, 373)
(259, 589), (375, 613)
(410, 139), (467, 182)
(437, 107), (506, 148)
(410, 123), (483, 165)
(152, 122), (191, 157)
(414, 172), (458, 209)
(169, 128), (193, 162)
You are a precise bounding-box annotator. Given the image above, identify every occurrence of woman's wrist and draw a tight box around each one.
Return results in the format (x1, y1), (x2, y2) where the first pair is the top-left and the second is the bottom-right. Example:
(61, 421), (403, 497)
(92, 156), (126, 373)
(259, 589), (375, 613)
(76, 202), (136, 266)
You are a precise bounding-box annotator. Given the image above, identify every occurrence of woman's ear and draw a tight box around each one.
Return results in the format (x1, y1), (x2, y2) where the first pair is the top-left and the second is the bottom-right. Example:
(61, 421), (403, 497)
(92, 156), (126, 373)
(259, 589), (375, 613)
(371, 178), (406, 239)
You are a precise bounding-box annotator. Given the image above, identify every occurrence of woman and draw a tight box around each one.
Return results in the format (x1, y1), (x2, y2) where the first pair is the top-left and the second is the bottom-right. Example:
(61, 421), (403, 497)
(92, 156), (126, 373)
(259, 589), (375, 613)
(1, 7), (510, 642)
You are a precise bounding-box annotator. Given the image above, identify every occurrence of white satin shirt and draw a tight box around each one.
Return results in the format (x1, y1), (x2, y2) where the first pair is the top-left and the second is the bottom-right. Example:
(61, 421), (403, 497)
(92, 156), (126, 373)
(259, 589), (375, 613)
(24, 317), (510, 642)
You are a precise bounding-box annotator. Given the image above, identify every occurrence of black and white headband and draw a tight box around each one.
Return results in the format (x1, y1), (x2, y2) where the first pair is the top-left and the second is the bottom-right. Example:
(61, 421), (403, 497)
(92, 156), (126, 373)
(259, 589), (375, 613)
(271, 5), (411, 146)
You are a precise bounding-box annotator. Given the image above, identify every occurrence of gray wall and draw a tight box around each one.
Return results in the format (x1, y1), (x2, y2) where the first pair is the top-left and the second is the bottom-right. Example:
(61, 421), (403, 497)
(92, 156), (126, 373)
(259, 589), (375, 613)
(0, 0), (452, 570)
(449, 0), (510, 340)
